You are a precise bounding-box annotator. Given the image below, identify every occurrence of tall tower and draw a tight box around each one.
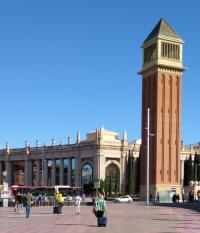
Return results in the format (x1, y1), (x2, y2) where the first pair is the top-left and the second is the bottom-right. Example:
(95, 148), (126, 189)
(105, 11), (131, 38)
(139, 18), (185, 200)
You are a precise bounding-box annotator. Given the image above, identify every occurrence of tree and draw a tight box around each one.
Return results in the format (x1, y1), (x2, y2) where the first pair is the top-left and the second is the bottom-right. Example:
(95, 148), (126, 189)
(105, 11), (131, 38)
(194, 152), (198, 181)
(83, 181), (94, 195)
(126, 150), (134, 194)
(135, 146), (141, 194)
(108, 176), (112, 196)
(105, 179), (108, 197)
(188, 154), (194, 182)
(99, 179), (105, 194)
(197, 154), (200, 181)
(114, 172), (119, 194)
(184, 159), (189, 186)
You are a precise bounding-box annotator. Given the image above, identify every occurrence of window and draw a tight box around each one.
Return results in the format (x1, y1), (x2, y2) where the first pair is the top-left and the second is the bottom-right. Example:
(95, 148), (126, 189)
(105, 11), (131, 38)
(161, 42), (180, 60)
(144, 43), (157, 64)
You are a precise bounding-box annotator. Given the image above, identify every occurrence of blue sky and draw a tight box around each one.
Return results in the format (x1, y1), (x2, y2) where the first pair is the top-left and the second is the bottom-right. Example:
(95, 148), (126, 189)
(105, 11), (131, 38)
(0, 0), (199, 148)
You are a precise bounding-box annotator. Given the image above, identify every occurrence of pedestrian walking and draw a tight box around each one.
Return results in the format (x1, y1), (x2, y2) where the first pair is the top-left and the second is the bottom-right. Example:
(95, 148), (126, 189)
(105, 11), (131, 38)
(182, 192), (185, 203)
(82, 193), (85, 201)
(14, 193), (19, 212)
(25, 191), (33, 218)
(156, 193), (160, 203)
(176, 194), (180, 203)
(172, 193), (176, 203)
(53, 191), (62, 214)
(197, 190), (200, 202)
(37, 194), (43, 206)
(18, 192), (24, 213)
(74, 194), (82, 214)
(95, 192), (107, 227)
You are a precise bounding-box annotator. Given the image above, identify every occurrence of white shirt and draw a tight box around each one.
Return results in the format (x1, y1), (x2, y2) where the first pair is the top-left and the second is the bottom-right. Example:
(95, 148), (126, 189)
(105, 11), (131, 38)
(74, 196), (82, 205)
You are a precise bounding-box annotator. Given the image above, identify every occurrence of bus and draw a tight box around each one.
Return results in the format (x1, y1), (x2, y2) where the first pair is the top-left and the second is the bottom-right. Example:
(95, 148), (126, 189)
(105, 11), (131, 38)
(11, 185), (81, 198)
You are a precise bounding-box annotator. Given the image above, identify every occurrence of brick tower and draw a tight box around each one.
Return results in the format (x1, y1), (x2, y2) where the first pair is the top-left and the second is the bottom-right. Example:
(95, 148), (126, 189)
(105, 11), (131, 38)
(139, 18), (185, 201)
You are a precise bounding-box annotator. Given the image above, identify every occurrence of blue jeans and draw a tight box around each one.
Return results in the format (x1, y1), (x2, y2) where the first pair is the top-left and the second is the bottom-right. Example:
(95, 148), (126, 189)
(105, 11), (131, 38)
(26, 204), (31, 218)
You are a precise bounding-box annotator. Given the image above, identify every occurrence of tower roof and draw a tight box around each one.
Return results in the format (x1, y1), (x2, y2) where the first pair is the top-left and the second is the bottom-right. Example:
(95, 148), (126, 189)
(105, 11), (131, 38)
(144, 18), (182, 44)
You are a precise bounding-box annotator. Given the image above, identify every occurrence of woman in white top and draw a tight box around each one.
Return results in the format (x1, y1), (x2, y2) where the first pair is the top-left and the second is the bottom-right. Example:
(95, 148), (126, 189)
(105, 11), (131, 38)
(74, 194), (82, 214)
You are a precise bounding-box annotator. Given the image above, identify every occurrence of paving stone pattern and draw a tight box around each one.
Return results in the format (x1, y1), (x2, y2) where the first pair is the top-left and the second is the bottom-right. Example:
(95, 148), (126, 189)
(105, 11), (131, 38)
(1, 202), (200, 233)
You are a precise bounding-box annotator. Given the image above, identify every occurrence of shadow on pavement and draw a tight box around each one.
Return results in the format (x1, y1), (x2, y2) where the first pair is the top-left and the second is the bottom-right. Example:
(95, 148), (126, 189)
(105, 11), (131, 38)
(151, 218), (193, 222)
(156, 203), (200, 213)
(55, 223), (97, 227)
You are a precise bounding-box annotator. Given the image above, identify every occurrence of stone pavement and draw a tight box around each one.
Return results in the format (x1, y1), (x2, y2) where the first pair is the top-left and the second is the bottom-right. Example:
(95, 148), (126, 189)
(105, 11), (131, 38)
(1, 202), (200, 233)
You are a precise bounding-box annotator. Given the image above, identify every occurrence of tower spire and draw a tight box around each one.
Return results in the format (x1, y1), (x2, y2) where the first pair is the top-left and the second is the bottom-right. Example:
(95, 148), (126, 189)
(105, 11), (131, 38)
(143, 18), (182, 44)
(76, 130), (80, 144)
(122, 130), (127, 142)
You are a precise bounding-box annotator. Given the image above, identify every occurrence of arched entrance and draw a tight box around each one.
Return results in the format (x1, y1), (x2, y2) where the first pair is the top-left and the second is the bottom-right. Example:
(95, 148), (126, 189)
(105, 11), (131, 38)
(81, 163), (93, 195)
(105, 163), (120, 195)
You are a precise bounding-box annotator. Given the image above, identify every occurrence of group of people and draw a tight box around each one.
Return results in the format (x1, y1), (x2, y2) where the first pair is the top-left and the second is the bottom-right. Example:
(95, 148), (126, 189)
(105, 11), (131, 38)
(14, 191), (33, 218)
(172, 193), (180, 203)
(188, 190), (200, 202)
(51, 190), (107, 227)
(14, 190), (107, 226)
(150, 193), (160, 204)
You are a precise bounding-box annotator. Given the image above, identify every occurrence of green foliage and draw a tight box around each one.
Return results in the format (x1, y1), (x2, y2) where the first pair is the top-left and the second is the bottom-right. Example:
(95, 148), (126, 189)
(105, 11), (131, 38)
(184, 154), (200, 185)
(194, 152), (198, 181)
(136, 147), (141, 193)
(126, 150), (134, 194)
(184, 159), (189, 185)
(105, 163), (120, 197)
(109, 176), (112, 196)
(114, 172), (119, 193)
(188, 154), (194, 182)
(196, 154), (200, 181)
(104, 179), (107, 197)
(99, 179), (105, 194)
(83, 181), (94, 195)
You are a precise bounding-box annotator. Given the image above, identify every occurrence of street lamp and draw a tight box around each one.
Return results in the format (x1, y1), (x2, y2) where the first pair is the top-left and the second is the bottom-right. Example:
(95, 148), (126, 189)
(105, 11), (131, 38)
(146, 108), (154, 206)
(94, 179), (100, 197)
(41, 145), (45, 186)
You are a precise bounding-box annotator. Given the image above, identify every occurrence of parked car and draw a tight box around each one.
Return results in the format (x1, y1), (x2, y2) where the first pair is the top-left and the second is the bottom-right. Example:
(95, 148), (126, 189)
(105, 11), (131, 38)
(64, 196), (73, 201)
(131, 194), (139, 201)
(114, 195), (133, 203)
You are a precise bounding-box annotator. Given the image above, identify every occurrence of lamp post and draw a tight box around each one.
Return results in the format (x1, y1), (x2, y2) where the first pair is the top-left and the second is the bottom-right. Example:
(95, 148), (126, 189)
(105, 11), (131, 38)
(146, 108), (150, 206)
(94, 179), (100, 197)
(41, 145), (44, 186)
(146, 108), (154, 206)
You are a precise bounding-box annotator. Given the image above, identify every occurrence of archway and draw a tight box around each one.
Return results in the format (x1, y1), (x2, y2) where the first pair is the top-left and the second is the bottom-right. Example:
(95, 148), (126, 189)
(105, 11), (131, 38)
(81, 163), (93, 195)
(105, 163), (120, 195)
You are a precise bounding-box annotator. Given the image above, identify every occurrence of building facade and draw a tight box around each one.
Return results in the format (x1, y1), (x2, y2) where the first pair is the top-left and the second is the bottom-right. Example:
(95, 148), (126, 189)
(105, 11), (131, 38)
(0, 126), (198, 197)
(0, 128), (140, 194)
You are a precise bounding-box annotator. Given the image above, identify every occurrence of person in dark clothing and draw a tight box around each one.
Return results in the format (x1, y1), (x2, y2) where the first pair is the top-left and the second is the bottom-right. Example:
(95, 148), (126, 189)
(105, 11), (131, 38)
(156, 193), (160, 203)
(176, 194), (180, 203)
(14, 194), (19, 212)
(182, 192), (185, 203)
(18, 192), (24, 213)
(172, 193), (176, 203)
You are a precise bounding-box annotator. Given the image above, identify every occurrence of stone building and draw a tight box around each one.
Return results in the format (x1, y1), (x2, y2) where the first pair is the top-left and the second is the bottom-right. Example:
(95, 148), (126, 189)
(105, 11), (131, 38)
(0, 127), (199, 196)
(0, 127), (140, 193)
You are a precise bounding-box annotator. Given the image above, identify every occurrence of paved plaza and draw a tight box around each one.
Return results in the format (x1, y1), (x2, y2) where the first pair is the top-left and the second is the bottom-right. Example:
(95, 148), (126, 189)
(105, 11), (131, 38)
(1, 202), (200, 233)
